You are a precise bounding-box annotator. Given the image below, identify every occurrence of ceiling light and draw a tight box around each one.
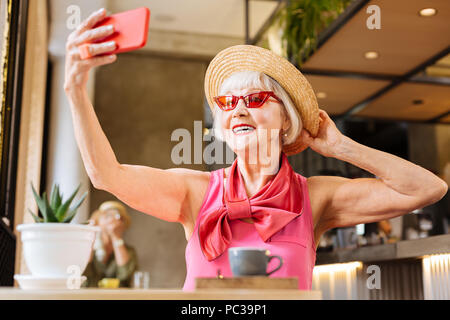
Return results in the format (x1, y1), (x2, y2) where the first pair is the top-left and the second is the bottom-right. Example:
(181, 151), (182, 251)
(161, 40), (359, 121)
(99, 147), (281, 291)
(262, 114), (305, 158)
(419, 8), (437, 17)
(364, 51), (379, 59)
(316, 92), (327, 99)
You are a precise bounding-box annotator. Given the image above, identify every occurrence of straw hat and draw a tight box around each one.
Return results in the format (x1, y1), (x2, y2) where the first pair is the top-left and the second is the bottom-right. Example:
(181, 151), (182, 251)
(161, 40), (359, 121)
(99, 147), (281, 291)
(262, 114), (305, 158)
(204, 44), (320, 155)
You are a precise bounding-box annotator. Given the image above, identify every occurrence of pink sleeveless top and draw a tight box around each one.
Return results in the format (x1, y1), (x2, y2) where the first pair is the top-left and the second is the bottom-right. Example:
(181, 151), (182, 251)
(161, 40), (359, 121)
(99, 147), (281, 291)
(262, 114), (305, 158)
(183, 168), (316, 291)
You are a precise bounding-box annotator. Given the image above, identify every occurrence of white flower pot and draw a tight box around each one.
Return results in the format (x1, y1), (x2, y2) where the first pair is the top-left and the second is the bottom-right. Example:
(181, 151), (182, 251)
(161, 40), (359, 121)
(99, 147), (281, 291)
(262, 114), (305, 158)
(17, 223), (100, 277)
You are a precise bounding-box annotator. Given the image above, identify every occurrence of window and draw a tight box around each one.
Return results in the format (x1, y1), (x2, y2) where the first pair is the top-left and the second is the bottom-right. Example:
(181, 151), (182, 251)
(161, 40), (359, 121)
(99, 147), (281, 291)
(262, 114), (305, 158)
(0, 0), (28, 286)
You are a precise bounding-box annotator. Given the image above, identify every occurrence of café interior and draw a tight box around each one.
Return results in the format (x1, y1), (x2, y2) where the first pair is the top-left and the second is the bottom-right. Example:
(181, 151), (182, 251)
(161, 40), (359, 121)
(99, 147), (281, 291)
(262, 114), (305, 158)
(0, 0), (449, 300)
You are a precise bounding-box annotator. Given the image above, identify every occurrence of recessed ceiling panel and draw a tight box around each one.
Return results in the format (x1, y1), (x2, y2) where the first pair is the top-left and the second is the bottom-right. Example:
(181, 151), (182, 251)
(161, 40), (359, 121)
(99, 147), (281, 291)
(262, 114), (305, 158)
(109, 0), (278, 38)
(356, 82), (450, 120)
(304, 75), (390, 115)
(303, 0), (450, 75)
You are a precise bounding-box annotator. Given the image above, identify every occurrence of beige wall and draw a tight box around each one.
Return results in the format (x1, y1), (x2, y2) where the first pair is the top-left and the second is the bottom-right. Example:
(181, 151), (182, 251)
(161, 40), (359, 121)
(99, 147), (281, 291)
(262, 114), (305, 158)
(408, 123), (450, 175)
(91, 52), (207, 288)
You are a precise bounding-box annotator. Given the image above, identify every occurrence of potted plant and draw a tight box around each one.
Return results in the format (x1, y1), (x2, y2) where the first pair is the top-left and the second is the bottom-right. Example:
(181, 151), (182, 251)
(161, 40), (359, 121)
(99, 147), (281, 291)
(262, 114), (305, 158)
(16, 183), (99, 282)
(266, 0), (352, 66)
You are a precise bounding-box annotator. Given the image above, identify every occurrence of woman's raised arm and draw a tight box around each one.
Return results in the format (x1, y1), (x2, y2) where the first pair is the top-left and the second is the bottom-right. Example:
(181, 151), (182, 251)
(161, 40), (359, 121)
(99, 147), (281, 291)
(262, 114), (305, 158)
(64, 8), (120, 184)
(64, 9), (209, 224)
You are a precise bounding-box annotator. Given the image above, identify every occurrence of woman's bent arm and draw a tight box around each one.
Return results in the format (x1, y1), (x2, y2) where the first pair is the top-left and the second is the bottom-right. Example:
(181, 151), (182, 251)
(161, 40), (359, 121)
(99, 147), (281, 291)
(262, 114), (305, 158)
(312, 135), (448, 231)
(302, 110), (448, 232)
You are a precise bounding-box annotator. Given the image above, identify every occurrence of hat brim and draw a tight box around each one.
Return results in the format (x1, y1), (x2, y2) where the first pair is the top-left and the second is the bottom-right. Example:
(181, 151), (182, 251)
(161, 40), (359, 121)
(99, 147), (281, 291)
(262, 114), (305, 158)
(204, 45), (319, 156)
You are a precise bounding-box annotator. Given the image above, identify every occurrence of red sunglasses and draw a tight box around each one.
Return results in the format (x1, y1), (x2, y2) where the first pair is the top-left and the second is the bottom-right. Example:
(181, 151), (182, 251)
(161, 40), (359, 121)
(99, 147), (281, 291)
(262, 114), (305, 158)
(214, 91), (282, 111)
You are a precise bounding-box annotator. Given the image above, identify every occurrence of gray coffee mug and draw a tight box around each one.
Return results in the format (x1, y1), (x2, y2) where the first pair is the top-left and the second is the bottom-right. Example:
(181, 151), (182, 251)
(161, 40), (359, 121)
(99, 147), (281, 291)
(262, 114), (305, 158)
(228, 247), (283, 277)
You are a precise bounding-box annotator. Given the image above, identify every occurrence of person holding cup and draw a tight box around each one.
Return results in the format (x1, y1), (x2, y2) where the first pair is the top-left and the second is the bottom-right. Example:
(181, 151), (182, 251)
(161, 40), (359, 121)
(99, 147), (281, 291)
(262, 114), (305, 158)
(82, 201), (138, 288)
(65, 8), (447, 291)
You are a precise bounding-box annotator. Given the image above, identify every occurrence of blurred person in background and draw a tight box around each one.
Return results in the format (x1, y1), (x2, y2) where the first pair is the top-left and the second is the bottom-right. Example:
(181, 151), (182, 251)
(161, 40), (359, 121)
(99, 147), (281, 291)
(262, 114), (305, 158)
(83, 201), (138, 287)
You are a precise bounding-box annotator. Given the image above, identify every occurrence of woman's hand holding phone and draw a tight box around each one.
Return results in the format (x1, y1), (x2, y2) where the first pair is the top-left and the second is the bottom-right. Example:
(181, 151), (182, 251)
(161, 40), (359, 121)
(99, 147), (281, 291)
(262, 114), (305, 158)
(64, 8), (117, 92)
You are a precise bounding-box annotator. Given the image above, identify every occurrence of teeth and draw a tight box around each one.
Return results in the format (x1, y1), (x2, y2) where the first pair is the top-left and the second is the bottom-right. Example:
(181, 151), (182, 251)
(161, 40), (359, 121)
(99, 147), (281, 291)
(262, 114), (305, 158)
(233, 126), (255, 134)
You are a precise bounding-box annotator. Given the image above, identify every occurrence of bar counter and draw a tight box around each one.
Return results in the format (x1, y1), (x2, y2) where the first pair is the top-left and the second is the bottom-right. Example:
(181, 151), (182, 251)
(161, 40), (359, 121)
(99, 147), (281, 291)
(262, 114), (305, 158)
(0, 288), (322, 300)
(316, 234), (450, 265)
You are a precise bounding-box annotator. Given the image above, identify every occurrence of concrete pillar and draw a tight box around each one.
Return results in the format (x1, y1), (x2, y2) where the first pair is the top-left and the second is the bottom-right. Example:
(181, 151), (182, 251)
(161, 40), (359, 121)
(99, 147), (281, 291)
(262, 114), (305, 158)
(47, 0), (108, 222)
(45, 57), (94, 223)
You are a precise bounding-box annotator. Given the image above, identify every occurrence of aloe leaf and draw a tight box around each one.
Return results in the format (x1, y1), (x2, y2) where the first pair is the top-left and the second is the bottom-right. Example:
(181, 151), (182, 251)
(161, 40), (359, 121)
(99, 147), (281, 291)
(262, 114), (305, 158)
(55, 203), (68, 221)
(56, 185), (62, 209)
(28, 209), (43, 223)
(62, 191), (87, 223)
(31, 184), (50, 222)
(71, 191), (87, 212)
(43, 193), (58, 222)
(50, 184), (58, 208)
(56, 184), (81, 221)
(50, 184), (62, 211)
(55, 204), (68, 221)
(62, 209), (78, 223)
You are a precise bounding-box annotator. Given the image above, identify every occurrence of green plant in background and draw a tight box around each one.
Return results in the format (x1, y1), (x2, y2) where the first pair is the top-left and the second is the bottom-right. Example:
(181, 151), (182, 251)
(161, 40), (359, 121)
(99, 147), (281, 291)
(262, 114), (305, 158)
(29, 183), (87, 223)
(274, 0), (352, 66)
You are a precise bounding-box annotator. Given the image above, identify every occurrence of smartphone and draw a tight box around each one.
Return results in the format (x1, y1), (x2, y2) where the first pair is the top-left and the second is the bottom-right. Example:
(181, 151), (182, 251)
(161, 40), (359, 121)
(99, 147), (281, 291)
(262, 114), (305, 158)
(82, 7), (150, 58)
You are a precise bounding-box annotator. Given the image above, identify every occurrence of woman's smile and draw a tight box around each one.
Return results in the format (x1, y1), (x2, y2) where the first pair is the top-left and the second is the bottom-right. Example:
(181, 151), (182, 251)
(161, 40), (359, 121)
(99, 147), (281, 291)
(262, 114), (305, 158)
(232, 123), (256, 135)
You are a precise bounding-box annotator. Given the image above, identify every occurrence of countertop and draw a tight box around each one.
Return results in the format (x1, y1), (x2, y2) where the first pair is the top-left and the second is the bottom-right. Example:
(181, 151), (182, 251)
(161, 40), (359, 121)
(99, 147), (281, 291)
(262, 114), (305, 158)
(316, 233), (450, 265)
(0, 288), (322, 300)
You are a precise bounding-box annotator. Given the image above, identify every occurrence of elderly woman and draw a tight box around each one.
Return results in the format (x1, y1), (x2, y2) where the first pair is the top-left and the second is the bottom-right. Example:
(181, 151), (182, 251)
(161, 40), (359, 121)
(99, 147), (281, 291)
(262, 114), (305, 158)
(83, 201), (138, 288)
(65, 9), (448, 291)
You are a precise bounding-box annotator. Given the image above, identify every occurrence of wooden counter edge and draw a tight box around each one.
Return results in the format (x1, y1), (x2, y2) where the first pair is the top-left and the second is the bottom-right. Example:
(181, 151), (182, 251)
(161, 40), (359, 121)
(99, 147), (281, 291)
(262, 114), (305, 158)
(0, 288), (322, 300)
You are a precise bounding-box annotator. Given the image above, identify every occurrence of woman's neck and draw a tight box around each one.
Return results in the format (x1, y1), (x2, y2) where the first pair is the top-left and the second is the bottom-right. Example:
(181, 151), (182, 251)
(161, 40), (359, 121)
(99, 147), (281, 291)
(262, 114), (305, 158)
(231, 152), (282, 198)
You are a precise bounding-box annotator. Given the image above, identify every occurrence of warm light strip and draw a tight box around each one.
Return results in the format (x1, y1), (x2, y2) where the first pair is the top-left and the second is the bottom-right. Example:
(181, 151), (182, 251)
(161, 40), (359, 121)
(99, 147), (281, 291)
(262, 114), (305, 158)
(312, 261), (362, 299)
(422, 253), (450, 300)
(423, 253), (450, 262)
(313, 261), (363, 273)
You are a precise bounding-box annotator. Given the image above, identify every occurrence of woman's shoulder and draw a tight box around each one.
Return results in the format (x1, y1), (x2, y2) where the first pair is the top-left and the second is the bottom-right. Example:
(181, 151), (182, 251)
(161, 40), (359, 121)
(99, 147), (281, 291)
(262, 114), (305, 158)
(306, 175), (350, 211)
(167, 167), (211, 178)
(306, 175), (348, 189)
(166, 167), (212, 187)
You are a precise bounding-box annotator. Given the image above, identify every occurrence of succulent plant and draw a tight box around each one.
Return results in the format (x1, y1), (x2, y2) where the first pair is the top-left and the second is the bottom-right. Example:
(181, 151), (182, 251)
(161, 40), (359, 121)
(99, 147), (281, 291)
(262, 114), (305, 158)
(29, 183), (87, 223)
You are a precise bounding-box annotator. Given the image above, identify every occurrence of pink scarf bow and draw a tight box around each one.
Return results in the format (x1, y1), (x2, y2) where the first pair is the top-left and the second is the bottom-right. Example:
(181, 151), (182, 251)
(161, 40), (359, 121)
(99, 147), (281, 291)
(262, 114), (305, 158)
(198, 153), (304, 261)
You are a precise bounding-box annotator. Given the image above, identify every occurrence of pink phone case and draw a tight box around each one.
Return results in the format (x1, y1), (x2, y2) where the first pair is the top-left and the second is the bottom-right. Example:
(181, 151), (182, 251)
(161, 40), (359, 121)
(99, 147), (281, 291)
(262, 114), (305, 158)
(79, 7), (150, 59)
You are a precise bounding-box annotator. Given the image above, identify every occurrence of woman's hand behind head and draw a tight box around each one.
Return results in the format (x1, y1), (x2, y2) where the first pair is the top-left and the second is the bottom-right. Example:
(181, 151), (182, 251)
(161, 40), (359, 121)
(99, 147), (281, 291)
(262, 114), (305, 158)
(300, 110), (345, 158)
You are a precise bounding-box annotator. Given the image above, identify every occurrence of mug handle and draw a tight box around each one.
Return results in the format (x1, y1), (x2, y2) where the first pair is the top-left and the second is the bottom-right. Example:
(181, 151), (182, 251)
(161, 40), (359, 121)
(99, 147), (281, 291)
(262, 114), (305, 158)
(266, 255), (283, 276)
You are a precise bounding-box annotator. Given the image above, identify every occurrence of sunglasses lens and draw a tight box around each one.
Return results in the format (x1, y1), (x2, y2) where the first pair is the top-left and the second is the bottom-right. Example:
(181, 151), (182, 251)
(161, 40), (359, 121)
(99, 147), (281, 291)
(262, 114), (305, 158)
(247, 92), (268, 108)
(216, 96), (236, 110)
(215, 92), (276, 110)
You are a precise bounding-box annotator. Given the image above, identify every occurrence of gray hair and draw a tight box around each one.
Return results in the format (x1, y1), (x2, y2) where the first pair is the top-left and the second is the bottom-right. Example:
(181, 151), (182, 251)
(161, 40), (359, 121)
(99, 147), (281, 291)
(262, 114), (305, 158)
(212, 71), (302, 145)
